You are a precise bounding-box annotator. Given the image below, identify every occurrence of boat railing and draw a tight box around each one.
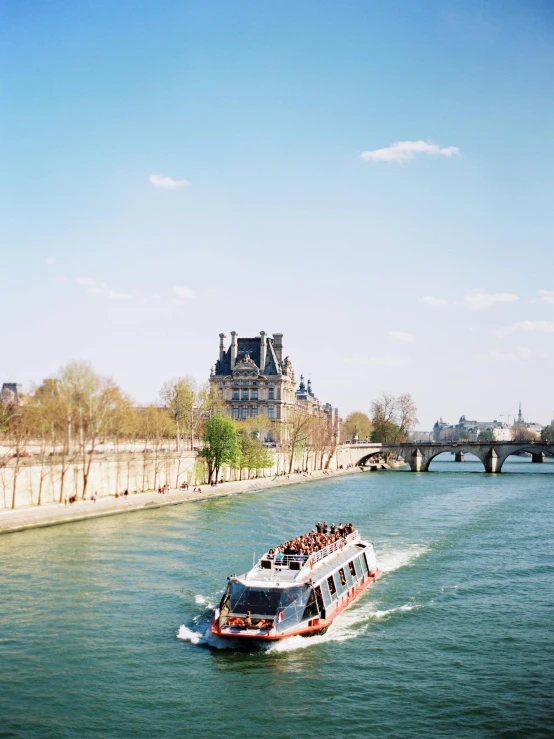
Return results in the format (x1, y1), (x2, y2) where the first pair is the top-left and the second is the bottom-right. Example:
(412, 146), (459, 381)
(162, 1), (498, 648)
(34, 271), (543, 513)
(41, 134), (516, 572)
(257, 530), (359, 573)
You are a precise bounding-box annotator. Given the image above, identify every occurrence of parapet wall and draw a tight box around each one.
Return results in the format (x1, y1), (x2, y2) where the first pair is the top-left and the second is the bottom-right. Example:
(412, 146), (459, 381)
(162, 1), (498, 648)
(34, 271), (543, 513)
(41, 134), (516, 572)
(0, 446), (355, 509)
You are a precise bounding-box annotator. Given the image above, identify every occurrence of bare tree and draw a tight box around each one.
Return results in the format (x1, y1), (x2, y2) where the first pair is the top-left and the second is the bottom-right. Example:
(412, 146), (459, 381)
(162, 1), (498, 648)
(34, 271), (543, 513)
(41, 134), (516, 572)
(512, 423), (535, 442)
(371, 393), (418, 443)
(159, 377), (197, 451)
(283, 406), (314, 473)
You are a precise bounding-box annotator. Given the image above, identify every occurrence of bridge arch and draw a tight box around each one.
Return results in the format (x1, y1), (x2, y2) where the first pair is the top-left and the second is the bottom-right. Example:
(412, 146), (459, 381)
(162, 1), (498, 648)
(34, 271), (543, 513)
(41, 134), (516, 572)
(426, 448), (486, 471)
(495, 444), (554, 472)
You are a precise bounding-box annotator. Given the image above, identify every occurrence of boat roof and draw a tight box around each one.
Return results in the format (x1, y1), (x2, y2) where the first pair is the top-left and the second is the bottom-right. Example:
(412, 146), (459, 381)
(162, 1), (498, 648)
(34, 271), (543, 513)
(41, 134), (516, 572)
(236, 531), (373, 588)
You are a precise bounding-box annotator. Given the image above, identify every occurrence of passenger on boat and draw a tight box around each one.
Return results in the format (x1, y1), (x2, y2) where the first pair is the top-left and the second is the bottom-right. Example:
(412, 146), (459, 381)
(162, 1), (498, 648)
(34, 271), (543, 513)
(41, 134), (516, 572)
(266, 523), (357, 562)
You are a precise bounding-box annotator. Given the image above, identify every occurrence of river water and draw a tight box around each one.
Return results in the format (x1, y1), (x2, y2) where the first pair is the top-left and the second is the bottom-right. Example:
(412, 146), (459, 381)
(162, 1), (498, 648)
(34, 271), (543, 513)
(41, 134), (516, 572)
(1, 455), (553, 738)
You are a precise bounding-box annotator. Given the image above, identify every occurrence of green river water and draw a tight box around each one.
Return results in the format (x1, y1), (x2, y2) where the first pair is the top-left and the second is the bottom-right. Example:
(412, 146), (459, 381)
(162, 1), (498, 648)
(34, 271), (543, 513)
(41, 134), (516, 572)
(1, 455), (553, 738)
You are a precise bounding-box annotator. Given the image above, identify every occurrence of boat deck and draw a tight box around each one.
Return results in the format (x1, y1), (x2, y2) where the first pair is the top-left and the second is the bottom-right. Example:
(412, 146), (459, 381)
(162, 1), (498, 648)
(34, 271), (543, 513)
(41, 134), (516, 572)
(243, 531), (364, 585)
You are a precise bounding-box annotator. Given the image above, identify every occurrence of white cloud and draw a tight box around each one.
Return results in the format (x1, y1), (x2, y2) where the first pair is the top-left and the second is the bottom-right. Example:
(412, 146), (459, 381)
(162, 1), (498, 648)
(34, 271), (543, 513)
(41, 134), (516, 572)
(538, 290), (554, 304)
(478, 349), (518, 363)
(75, 276), (107, 293)
(361, 140), (460, 163)
(173, 286), (195, 300)
(343, 355), (408, 368)
(462, 290), (518, 311)
(495, 320), (554, 337)
(75, 277), (131, 300)
(419, 290), (518, 310)
(149, 174), (190, 189)
(45, 256), (56, 265)
(388, 331), (414, 342)
(419, 296), (450, 307)
(479, 346), (548, 362)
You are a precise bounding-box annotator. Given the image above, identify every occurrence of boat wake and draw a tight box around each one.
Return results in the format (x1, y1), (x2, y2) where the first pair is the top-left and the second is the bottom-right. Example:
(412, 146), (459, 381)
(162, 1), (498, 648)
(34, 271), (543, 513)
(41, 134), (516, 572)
(177, 543), (428, 652)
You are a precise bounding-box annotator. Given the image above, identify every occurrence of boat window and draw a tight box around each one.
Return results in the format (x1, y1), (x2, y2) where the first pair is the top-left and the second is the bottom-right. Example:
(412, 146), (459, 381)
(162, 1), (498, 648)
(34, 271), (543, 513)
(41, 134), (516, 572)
(233, 587), (281, 616)
(361, 553), (370, 575)
(229, 581), (246, 611)
(343, 566), (353, 588)
(333, 572), (344, 595)
(314, 586), (325, 614)
(348, 561), (357, 579)
(276, 585), (312, 632)
(327, 576), (337, 598)
(320, 580), (332, 607)
(303, 589), (319, 621)
(279, 586), (306, 608)
(353, 557), (363, 579)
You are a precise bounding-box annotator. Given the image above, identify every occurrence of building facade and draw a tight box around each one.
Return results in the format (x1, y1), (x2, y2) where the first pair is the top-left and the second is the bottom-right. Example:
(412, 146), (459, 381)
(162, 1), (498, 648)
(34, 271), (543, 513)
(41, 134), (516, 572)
(432, 404), (545, 442)
(433, 416), (513, 442)
(210, 331), (338, 440)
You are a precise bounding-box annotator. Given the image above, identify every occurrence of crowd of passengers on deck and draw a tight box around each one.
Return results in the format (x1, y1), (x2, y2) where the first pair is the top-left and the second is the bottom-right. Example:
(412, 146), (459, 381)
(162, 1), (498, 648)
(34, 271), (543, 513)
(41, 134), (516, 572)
(266, 522), (356, 561)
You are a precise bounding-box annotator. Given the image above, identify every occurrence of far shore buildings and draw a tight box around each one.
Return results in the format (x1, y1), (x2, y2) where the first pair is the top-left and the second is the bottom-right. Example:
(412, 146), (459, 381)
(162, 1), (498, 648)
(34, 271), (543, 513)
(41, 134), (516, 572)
(210, 331), (339, 441)
(432, 404), (543, 442)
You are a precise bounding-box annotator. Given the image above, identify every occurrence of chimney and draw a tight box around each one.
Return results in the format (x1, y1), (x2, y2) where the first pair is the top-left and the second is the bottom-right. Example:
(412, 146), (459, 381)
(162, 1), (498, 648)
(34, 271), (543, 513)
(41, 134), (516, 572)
(273, 333), (283, 363)
(230, 331), (238, 369)
(259, 331), (267, 372)
(219, 333), (227, 363)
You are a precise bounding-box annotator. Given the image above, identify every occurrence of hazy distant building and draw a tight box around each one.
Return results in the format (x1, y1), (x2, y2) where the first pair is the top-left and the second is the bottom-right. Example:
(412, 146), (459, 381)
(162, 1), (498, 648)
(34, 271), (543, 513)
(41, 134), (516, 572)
(210, 331), (338, 440)
(1, 383), (21, 405)
(433, 415), (512, 442)
(408, 430), (434, 442)
(432, 403), (546, 442)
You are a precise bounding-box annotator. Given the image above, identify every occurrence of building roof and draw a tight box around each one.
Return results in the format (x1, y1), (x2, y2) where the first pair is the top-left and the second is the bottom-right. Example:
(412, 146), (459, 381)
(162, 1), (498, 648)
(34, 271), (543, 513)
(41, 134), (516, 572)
(216, 336), (280, 376)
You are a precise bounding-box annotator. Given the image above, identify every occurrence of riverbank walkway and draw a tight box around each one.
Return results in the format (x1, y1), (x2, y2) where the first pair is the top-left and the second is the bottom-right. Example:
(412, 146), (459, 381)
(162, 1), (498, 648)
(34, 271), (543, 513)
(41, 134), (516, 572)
(0, 468), (361, 535)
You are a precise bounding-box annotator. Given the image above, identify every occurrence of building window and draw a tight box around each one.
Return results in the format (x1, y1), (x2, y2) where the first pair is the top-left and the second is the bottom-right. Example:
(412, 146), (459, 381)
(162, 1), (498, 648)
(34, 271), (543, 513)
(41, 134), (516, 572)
(242, 389), (249, 400)
(251, 389), (258, 400)
(233, 389), (239, 400)
(268, 387), (274, 400)
(268, 405), (275, 419)
(242, 406), (248, 420)
(233, 405), (239, 419)
(251, 406), (258, 418)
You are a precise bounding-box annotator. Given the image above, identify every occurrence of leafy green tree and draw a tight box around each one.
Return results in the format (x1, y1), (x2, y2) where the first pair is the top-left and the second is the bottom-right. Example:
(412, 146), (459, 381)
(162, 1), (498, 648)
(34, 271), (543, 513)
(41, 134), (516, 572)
(343, 412), (372, 442)
(200, 414), (240, 483)
(541, 424), (554, 442)
(478, 430), (494, 442)
(235, 432), (274, 479)
(371, 423), (400, 443)
(371, 392), (418, 443)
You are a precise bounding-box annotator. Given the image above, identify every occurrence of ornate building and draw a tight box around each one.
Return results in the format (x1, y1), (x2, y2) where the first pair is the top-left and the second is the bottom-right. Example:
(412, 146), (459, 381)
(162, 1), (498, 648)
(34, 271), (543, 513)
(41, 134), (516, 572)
(210, 331), (338, 439)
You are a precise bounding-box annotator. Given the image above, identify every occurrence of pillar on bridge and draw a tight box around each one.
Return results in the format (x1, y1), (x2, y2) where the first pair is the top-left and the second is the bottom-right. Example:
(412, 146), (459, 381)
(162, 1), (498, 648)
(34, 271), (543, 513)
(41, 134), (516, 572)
(484, 448), (500, 473)
(409, 448), (425, 472)
(454, 451), (465, 462)
(532, 452), (546, 463)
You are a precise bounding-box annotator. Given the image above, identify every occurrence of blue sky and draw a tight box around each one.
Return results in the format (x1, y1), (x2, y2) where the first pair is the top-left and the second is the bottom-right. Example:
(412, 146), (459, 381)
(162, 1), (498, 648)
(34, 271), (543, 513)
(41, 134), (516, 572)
(1, 0), (553, 427)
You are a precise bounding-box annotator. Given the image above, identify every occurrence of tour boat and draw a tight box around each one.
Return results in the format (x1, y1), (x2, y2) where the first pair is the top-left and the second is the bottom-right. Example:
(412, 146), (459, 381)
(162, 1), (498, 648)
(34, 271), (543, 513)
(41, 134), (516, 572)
(211, 526), (380, 641)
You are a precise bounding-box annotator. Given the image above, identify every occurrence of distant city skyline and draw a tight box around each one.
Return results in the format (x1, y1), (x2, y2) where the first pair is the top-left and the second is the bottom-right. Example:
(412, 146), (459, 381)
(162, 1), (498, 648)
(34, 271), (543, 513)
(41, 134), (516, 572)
(1, 0), (553, 428)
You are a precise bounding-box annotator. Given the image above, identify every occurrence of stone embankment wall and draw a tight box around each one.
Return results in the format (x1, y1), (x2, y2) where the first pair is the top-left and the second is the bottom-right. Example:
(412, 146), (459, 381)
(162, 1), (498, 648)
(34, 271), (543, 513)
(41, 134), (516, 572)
(0, 446), (359, 509)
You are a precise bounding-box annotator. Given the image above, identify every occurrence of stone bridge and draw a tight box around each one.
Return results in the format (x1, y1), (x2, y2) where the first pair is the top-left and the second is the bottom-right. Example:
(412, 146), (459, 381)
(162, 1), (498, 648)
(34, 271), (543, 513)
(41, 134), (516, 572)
(337, 441), (554, 474)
